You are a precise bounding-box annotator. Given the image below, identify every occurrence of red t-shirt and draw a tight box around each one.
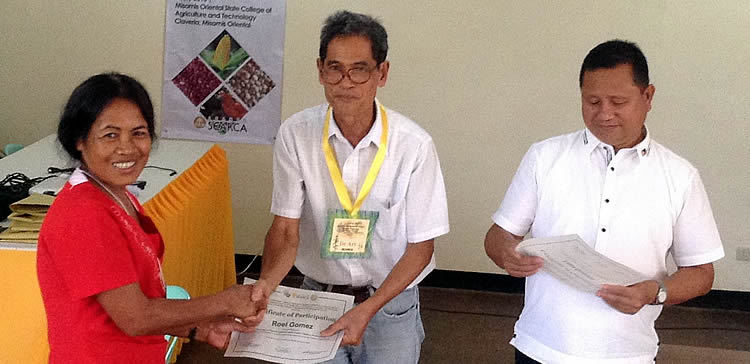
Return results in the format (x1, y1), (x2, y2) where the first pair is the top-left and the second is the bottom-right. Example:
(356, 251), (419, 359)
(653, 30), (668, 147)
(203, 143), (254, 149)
(37, 178), (167, 363)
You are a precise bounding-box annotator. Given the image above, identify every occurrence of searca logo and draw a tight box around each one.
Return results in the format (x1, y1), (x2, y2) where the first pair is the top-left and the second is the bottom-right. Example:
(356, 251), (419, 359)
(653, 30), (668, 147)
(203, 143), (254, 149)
(208, 119), (248, 134)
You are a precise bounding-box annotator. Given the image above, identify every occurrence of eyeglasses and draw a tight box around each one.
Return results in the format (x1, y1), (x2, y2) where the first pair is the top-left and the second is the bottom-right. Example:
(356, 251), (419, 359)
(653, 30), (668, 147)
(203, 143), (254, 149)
(321, 65), (377, 85)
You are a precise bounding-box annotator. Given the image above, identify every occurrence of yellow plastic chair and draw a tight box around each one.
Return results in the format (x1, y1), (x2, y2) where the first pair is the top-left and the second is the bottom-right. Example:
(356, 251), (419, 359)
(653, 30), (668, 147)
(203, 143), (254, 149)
(165, 285), (190, 364)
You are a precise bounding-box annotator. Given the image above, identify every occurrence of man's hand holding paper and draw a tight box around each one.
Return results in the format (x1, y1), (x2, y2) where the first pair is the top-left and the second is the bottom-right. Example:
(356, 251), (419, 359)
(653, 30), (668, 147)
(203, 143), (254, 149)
(484, 225), (543, 278)
(502, 244), (544, 278)
(320, 300), (377, 346)
(597, 280), (661, 314)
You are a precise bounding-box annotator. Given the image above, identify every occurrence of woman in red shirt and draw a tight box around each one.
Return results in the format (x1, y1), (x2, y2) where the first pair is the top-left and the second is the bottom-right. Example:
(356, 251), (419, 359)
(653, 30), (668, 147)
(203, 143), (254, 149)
(37, 73), (261, 363)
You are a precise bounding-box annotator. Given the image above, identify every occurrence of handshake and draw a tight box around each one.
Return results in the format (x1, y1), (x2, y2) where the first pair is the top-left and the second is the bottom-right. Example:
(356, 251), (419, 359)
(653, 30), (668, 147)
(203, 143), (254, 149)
(192, 279), (272, 350)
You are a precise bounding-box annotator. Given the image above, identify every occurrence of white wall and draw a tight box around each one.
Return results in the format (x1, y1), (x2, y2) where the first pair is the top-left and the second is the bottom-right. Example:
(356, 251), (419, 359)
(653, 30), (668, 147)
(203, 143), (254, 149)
(2, 1), (748, 291)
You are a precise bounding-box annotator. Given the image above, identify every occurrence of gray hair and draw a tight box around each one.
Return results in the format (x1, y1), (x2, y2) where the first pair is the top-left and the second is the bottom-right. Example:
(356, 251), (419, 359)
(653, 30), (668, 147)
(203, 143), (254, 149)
(319, 10), (388, 65)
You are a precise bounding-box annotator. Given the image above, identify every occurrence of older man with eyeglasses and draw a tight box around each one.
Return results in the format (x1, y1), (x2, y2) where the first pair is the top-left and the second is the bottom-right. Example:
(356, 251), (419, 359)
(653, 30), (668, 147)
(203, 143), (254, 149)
(249, 10), (449, 364)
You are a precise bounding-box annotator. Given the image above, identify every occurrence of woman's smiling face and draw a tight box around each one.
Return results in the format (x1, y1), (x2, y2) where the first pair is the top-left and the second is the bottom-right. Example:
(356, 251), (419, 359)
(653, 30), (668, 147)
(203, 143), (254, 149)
(76, 98), (152, 191)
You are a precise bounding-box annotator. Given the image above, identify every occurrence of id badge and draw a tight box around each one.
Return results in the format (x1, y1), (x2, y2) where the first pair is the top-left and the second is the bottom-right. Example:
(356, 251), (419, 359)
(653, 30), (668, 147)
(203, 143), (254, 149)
(321, 209), (378, 259)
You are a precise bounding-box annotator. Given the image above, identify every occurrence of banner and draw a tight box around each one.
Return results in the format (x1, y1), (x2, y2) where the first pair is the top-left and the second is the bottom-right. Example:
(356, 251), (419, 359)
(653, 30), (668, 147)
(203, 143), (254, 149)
(161, 0), (285, 144)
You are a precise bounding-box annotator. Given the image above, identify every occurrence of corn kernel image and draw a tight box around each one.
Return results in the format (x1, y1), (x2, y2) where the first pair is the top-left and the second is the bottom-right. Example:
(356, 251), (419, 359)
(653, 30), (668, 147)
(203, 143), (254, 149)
(199, 30), (249, 80)
(213, 35), (231, 70)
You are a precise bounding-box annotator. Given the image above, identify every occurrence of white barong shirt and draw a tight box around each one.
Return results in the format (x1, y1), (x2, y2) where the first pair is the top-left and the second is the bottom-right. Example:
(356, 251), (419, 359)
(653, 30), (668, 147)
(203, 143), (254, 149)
(493, 128), (724, 364)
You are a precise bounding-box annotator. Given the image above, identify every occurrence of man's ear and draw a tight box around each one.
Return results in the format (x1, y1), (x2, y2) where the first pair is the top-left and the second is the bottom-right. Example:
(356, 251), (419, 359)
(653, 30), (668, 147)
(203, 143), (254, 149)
(377, 61), (390, 87)
(317, 58), (325, 85)
(643, 84), (655, 111)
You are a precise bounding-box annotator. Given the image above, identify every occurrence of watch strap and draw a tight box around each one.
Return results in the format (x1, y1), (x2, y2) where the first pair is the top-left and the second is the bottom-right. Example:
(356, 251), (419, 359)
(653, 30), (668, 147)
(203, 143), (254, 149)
(651, 281), (667, 305)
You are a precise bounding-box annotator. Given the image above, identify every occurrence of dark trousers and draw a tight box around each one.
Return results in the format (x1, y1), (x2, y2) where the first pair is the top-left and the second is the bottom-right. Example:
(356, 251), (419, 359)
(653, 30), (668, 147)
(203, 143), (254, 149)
(515, 349), (541, 364)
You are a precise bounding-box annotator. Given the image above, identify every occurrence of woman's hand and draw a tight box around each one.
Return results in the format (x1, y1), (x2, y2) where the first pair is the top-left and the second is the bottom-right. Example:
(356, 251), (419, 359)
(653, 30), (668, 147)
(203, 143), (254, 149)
(196, 318), (255, 350)
(215, 284), (259, 318)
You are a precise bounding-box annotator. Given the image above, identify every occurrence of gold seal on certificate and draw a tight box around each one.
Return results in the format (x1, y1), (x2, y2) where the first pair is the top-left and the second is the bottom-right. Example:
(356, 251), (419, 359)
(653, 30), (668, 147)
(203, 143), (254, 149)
(322, 209), (378, 259)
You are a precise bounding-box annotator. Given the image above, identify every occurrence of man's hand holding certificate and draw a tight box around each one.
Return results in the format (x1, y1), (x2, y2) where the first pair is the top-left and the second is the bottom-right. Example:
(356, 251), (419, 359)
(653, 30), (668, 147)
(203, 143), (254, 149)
(225, 278), (354, 363)
(516, 234), (647, 293)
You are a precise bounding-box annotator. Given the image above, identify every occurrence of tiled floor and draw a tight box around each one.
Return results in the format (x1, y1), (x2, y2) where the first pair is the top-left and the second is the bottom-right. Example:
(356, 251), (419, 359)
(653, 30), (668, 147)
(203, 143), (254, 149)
(176, 286), (750, 363)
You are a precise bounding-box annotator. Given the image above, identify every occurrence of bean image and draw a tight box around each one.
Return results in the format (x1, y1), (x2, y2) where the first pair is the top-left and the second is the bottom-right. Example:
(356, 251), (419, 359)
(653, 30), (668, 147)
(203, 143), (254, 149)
(227, 58), (275, 110)
(172, 57), (222, 106)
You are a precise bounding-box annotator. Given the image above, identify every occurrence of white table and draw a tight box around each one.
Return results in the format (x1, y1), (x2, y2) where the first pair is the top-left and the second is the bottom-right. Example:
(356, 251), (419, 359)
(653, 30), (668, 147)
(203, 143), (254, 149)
(0, 133), (213, 250)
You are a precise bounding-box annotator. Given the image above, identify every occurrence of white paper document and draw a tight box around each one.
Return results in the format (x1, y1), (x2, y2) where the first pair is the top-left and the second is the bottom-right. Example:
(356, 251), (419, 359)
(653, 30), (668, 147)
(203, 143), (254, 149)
(516, 234), (647, 293)
(225, 278), (354, 363)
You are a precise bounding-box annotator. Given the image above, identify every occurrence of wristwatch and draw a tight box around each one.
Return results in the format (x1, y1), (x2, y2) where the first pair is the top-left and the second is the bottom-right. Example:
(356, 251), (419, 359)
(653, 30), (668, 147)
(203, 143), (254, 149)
(652, 281), (667, 305)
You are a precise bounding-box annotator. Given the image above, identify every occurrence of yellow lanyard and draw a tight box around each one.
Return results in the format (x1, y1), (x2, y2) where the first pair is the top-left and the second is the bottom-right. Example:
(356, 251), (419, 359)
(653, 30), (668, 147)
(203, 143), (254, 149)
(322, 104), (388, 218)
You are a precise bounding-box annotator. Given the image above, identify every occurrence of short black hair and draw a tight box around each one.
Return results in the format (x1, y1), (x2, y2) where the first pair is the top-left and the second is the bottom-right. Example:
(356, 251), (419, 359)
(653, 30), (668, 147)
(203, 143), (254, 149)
(57, 72), (155, 161)
(579, 40), (649, 88)
(319, 10), (388, 65)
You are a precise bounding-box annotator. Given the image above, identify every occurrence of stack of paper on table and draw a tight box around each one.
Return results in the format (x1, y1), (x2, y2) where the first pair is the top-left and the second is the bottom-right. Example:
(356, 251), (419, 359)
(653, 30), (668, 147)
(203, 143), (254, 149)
(0, 193), (55, 243)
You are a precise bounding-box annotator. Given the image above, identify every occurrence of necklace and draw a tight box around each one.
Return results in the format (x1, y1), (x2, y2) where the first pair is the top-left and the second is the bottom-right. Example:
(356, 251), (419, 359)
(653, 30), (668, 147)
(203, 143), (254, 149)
(80, 169), (134, 217)
(80, 168), (164, 290)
